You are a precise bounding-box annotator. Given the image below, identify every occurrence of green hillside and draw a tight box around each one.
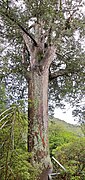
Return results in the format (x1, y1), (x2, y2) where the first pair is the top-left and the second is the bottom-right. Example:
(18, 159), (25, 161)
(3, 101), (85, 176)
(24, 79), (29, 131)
(49, 117), (85, 180)
(49, 117), (83, 137)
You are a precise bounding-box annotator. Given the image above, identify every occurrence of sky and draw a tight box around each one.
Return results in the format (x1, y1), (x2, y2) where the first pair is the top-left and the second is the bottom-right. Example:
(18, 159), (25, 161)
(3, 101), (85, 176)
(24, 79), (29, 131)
(54, 104), (77, 125)
(54, 97), (85, 125)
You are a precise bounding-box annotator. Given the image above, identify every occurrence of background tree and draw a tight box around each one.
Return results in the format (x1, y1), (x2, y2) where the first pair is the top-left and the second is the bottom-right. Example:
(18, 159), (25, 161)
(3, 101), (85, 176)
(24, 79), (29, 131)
(0, 0), (85, 179)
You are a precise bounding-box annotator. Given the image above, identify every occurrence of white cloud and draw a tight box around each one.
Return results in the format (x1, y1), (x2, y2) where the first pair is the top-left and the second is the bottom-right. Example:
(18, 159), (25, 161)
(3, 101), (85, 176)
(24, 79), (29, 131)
(54, 105), (77, 125)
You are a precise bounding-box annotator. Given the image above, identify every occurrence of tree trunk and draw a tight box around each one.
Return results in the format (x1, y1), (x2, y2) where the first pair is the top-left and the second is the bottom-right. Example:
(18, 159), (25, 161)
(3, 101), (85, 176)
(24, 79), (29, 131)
(28, 67), (52, 179)
(22, 32), (56, 179)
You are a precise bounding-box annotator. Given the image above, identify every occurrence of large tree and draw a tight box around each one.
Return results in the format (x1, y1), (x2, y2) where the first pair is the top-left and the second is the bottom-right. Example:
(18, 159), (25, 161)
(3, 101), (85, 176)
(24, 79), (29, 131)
(0, 0), (85, 179)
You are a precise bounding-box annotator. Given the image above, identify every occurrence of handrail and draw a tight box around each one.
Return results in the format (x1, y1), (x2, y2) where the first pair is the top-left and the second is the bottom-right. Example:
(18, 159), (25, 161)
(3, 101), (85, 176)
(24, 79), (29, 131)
(48, 156), (66, 179)
(52, 156), (66, 171)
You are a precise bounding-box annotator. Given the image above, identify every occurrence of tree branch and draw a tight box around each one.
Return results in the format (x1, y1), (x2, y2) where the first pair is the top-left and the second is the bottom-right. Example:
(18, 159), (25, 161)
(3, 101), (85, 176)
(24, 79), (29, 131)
(49, 69), (70, 81)
(0, 10), (38, 47)
(21, 42), (30, 81)
(18, 24), (38, 47)
(40, 46), (56, 70)
(49, 66), (81, 81)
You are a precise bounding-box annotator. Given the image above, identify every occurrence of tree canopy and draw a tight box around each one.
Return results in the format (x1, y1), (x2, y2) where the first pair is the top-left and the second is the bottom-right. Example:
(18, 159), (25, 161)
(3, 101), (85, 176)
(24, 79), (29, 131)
(0, 0), (85, 121)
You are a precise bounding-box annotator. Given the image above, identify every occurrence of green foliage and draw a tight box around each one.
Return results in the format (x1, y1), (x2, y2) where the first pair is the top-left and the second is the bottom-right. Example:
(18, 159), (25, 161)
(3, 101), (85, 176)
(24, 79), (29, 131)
(49, 118), (82, 155)
(54, 139), (85, 180)
(0, 106), (39, 180)
(81, 122), (85, 136)
(49, 119), (85, 180)
(0, 82), (7, 112)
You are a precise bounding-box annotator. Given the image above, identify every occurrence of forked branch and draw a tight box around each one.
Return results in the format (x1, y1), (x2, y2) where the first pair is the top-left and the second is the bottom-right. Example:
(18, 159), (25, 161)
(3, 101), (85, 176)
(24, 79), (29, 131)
(0, 10), (38, 47)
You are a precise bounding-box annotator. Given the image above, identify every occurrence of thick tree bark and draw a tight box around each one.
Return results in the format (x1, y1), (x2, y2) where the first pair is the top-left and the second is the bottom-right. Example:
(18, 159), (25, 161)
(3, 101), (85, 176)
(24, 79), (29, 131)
(22, 31), (56, 179)
(28, 67), (52, 179)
